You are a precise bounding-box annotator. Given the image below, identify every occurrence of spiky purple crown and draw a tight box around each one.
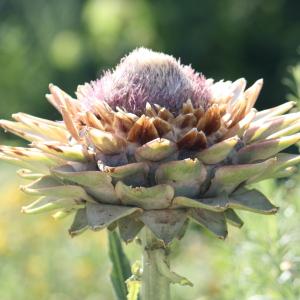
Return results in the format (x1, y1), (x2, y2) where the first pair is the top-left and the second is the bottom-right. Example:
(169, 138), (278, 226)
(77, 48), (211, 115)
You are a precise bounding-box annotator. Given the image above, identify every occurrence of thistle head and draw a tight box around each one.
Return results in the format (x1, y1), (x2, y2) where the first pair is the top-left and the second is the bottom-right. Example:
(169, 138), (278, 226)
(1, 47), (300, 248)
(77, 48), (211, 115)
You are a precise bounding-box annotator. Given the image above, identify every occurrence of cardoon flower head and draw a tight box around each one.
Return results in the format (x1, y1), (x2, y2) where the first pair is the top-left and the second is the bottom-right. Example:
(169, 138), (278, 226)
(1, 47), (300, 245)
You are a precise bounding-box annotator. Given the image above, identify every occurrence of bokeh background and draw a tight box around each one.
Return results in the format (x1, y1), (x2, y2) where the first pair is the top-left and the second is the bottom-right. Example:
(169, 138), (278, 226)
(1, 0), (300, 299)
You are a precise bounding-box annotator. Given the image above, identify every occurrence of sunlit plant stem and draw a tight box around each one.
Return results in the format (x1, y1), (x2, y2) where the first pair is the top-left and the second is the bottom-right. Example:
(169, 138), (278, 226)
(141, 228), (171, 300)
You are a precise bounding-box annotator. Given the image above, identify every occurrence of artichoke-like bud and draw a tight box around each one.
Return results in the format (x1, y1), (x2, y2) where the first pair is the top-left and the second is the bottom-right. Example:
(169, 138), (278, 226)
(1, 47), (300, 245)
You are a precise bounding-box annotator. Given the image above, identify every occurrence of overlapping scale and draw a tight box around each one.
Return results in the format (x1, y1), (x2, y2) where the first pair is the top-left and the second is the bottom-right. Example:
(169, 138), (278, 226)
(155, 158), (207, 197)
(51, 164), (119, 204)
(115, 182), (174, 210)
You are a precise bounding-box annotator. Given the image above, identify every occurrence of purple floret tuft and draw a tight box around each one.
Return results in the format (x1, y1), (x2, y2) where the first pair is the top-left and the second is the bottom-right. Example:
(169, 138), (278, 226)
(77, 48), (211, 115)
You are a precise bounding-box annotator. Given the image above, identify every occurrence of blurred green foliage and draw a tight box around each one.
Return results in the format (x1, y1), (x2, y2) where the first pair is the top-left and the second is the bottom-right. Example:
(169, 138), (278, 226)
(284, 63), (300, 102)
(1, 0), (300, 122)
(1, 0), (300, 299)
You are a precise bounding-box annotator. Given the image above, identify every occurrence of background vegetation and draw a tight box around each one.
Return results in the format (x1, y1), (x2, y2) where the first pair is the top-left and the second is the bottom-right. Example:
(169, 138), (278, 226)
(1, 0), (300, 299)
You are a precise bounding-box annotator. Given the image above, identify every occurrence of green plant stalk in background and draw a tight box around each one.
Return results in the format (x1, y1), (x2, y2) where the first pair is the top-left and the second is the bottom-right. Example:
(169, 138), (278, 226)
(108, 231), (131, 300)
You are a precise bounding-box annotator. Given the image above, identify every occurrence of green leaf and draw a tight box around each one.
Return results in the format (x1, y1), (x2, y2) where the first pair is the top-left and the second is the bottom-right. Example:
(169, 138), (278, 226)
(21, 196), (84, 214)
(32, 142), (88, 162)
(172, 195), (228, 212)
(253, 101), (296, 121)
(108, 231), (131, 300)
(118, 217), (144, 243)
(229, 189), (278, 214)
(155, 158), (207, 198)
(104, 162), (149, 186)
(88, 128), (126, 154)
(68, 208), (88, 237)
(196, 136), (238, 164)
(21, 175), (95, 202)
(154, 250), (193, 287)
(236, 133), (300, 163)
(205, 158), (276, 196)
(246, 153), (300, 183)
(188, 209), (228, 239)
(115, 181), (174, 210)
(86, 203), (142, 231)
(135, 138), (177, 161)
(139, 209), (187, 244)
(244, 112), (300, 143)
(224, 209), (244, 228)
(52, 165), (119, 204)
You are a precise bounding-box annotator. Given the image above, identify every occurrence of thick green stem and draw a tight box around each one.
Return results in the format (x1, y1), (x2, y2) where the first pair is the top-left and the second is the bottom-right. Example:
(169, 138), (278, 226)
(141, 228), (171, 300)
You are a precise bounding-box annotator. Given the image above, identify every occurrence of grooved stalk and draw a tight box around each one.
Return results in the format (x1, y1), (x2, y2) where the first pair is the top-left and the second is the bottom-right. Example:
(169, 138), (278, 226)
(141, 228), (171, 300)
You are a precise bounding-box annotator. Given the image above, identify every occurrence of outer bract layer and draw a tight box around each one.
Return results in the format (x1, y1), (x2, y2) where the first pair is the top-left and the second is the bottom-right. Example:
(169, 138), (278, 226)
(1, 48), (300, 245)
